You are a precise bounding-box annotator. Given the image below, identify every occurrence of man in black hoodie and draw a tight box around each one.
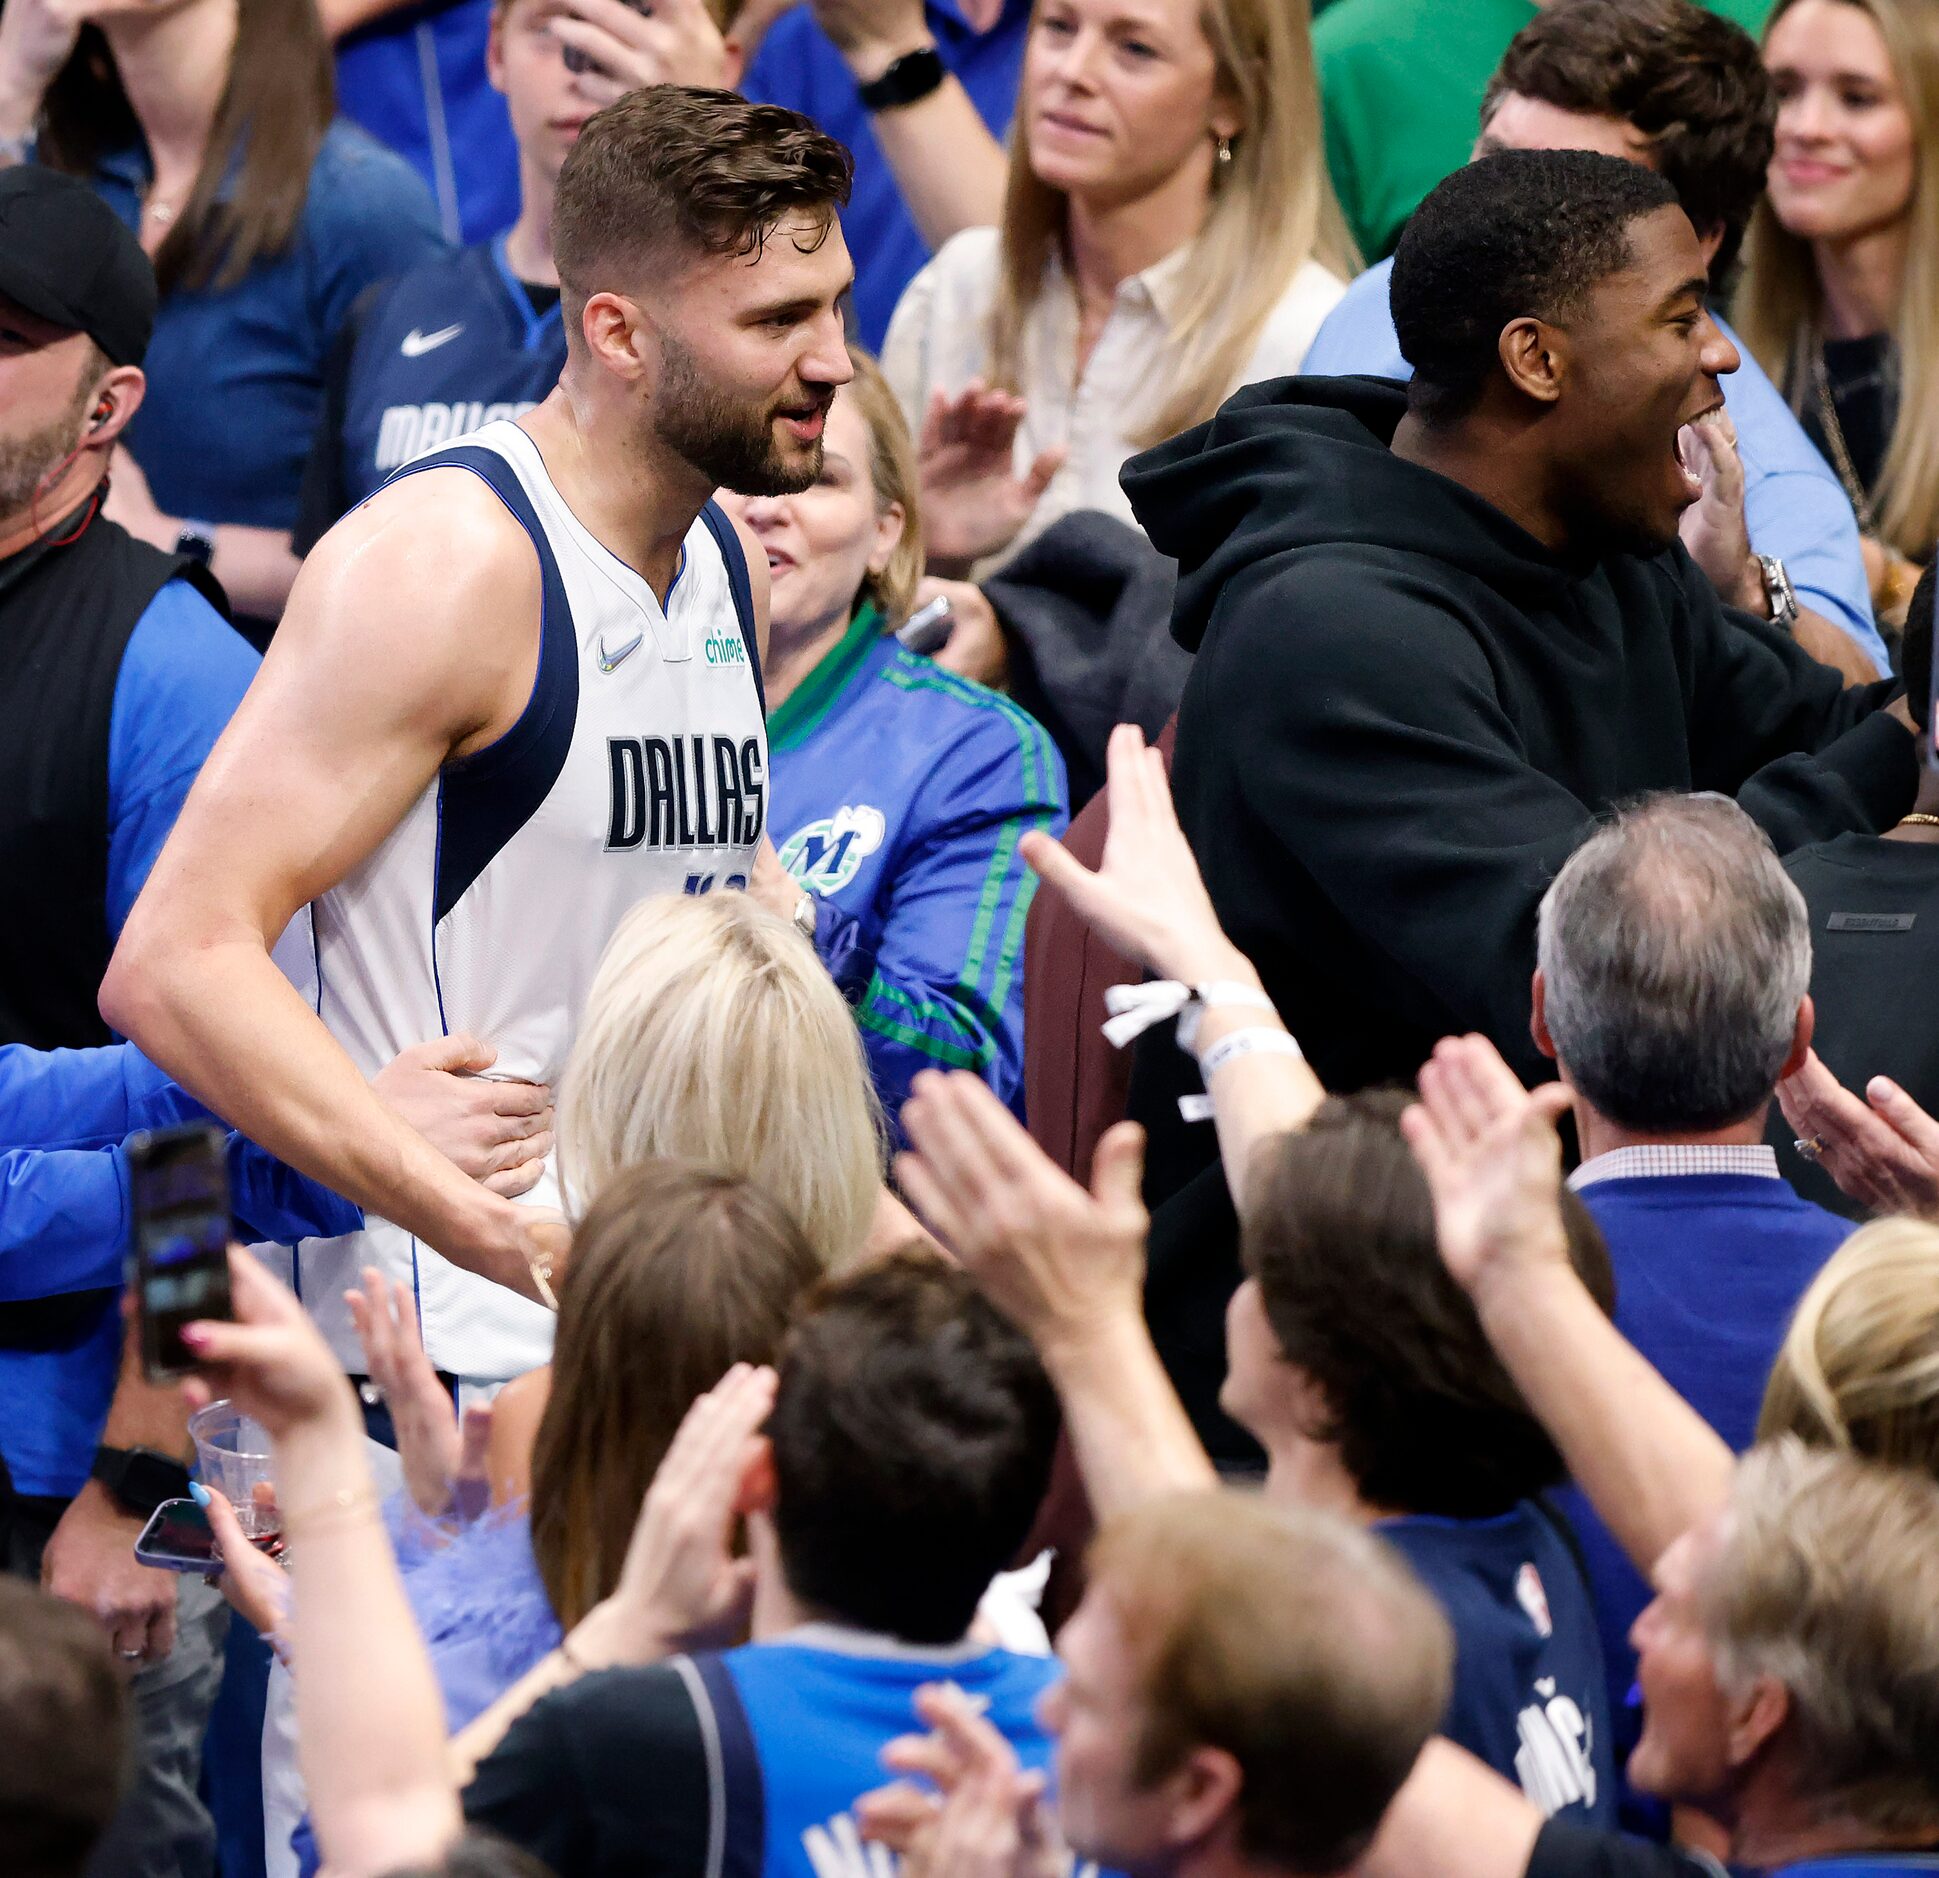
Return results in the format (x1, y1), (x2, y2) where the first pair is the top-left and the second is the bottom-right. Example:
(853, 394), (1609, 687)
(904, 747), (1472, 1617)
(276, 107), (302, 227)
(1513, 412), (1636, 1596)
(1123, 148), (1918, 1456)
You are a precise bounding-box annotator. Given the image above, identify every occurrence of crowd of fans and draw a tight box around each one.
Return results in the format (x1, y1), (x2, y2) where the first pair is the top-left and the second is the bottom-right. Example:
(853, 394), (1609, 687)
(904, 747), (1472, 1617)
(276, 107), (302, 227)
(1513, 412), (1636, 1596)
(3, 1), (1939, 1877)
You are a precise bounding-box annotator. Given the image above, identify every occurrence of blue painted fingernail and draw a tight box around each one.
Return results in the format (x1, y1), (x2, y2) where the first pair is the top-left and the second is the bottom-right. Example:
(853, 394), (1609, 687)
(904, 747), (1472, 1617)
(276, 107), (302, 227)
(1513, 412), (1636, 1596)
(190, 1481), (211, 1506)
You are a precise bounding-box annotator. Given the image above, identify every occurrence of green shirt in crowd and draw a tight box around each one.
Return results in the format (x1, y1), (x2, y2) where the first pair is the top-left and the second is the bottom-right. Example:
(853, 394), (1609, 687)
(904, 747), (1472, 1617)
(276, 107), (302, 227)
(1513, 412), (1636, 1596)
(1315, 0), (1777, 263)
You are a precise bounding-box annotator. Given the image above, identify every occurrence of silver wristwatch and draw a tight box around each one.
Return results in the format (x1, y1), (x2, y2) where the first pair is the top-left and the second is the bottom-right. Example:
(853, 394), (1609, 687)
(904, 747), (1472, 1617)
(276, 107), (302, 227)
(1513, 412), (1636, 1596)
(791, 890), (819, 943)
(1756, 554), (1800, 632)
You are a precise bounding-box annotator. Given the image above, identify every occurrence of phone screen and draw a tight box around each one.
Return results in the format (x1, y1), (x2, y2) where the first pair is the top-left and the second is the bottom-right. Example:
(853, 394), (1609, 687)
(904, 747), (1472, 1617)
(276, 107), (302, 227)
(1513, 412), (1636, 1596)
(133, 1496), (223, 1573)
(128, 1123), (233, 1382)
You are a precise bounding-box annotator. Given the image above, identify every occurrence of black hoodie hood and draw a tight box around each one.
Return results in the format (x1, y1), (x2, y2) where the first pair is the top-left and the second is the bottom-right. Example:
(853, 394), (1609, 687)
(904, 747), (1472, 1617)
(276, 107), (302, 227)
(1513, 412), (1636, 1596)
(1122, 374), (1595, 652)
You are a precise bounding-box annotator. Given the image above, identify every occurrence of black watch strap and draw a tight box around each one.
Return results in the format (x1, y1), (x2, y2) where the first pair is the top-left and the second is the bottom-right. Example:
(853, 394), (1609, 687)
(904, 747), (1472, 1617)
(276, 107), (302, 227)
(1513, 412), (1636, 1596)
(91, 1445), (192, 1520)
(858, 45), (946, 112)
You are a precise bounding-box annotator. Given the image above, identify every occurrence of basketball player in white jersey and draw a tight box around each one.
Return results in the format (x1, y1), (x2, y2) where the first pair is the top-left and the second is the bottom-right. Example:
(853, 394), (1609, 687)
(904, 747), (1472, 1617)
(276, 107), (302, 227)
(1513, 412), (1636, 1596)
(101, 86), (857, 1382)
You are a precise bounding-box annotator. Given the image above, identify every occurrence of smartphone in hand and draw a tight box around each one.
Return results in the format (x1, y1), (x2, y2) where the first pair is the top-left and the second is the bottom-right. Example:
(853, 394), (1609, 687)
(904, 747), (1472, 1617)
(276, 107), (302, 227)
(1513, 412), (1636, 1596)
(127, 1121), (233, 1384)
(134, 1496), (223, 1574)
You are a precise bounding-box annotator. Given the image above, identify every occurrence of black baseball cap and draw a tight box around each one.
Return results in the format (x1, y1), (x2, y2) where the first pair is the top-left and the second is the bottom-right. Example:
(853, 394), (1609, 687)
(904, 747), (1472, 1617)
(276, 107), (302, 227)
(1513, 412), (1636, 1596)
(0, 164), (156, 366)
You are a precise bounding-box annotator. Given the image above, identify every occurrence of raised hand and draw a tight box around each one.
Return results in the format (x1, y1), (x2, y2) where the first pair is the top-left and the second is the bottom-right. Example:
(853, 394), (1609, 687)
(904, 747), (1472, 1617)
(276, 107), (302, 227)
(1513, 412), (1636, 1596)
(550, 0), (737, 103)
(1400, 1035), (1576, 1305)
(857, 1682), (1060, 1878)
(568, 1363), (777, 1669)
(918, 381), (1065, 575)
(346, 1270), (492, 1522)
(0, 0), (88, 141)
(897, 1069), (1147, 1358)
(1777, 1049), (1939, 1219)
(373, 1033), (553, 1200)
(1019, 723), (1239, 985)
(1676, 404), (1758, 610)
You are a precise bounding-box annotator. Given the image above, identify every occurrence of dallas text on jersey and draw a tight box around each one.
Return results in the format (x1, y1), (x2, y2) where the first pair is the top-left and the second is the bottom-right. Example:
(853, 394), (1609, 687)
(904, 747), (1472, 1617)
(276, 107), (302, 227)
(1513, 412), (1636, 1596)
(605, 734), (767, 854)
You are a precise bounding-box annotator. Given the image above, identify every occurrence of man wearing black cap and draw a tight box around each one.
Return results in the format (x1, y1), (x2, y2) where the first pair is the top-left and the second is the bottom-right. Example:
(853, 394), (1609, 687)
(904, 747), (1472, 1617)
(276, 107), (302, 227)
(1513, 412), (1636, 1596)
(0, 164), (255, 1878)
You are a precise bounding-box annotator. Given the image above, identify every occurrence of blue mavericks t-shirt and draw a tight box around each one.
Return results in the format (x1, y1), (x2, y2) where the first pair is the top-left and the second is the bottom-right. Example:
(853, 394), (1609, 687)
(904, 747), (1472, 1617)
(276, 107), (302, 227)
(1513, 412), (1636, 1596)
(297, 237), (567, 550)
(1381, 1500), (1617, 1826)
(465, 1629), (1072, 1878)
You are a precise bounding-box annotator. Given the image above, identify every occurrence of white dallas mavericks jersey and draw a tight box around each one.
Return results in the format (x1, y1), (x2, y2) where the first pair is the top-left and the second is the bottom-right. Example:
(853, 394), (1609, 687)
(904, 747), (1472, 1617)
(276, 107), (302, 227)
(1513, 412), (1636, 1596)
(295, 419), (766, 1379)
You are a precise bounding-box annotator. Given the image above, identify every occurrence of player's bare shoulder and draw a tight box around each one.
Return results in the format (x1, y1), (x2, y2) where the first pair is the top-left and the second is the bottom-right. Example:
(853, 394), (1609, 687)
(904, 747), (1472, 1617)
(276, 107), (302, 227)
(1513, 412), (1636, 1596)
(276, 467), (546, 748)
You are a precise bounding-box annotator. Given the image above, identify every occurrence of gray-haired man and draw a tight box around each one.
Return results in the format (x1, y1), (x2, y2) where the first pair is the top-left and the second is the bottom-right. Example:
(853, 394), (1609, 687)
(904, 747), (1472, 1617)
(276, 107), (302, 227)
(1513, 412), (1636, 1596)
(1530, 791), (1855, 1794)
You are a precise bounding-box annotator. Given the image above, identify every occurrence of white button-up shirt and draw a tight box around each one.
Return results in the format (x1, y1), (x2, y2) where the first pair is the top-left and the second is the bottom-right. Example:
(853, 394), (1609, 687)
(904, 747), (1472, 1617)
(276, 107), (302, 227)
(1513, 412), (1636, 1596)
(882, 226), (1346, 572)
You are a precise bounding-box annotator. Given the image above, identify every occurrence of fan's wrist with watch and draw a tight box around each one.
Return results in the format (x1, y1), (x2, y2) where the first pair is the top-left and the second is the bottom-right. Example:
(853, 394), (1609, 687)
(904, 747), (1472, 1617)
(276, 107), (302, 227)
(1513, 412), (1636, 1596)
(1752, 553), (1799, 632)
(90, 1444), (192, 1521)
(791, 889), (820, 944)
(854, 41), (945, 111)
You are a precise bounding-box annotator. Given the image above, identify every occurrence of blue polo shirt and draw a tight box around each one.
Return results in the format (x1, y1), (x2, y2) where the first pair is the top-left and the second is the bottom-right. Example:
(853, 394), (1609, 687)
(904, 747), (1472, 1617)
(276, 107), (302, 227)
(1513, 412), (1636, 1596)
(1300, 257), (1887, 673)
(1563, 1163), (1854, 1821)
(87, 122), (445, 538)
(335, 0), (519, 246)
(744, 0), (1031, 350)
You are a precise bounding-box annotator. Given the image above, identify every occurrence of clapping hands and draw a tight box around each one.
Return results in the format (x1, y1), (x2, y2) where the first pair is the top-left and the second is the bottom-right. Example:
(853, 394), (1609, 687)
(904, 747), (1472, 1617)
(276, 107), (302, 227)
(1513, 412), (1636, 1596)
(1400, 1034), (1577, 1307)
(918, 381), (1065, 575)
(347, 1270), (494, 1524)
(566, 1363), (777, 1670)
(857, 1682), (1064, 1878)
(898, 1070), (1149, 1361)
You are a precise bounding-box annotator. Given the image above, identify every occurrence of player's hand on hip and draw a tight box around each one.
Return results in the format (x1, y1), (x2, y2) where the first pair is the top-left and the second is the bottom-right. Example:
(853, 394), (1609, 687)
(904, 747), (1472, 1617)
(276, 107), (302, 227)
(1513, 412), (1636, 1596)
(374, 1034), (554, 1198)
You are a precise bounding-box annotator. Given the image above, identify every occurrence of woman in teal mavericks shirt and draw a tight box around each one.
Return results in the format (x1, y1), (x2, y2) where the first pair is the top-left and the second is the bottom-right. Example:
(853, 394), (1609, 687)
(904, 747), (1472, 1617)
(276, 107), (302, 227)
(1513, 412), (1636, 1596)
(724, 351), (1068, 1140)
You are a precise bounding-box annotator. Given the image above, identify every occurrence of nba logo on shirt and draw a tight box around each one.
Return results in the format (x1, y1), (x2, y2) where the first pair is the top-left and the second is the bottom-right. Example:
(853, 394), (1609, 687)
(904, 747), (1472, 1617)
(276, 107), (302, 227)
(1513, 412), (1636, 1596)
(1516, 1561), (1553, 1638)
(780, 805), (887, 894)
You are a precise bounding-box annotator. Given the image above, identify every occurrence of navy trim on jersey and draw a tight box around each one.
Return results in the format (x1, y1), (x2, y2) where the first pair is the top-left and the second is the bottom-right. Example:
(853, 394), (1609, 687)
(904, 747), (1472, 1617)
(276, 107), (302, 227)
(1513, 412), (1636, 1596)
(701, 499), (766, 718)
(384, 443), (582, 924)
(680, 1653), (766, 1878)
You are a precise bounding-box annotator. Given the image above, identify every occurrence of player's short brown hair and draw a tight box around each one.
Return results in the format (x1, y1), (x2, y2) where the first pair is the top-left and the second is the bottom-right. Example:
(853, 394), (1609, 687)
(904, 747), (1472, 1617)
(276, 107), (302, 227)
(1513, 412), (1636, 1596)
(552, 85), (852, 329)
(1089, 1493), (1452, 1875)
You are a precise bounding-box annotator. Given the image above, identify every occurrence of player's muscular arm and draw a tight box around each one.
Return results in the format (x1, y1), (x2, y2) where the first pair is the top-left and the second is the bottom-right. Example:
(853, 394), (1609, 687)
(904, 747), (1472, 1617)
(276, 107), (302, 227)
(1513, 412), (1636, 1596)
(100, 475), (553, 1298)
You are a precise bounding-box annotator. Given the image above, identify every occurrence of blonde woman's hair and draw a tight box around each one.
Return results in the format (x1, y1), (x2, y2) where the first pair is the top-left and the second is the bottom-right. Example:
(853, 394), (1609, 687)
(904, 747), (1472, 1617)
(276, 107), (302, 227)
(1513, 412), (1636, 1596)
(557, 893), (884, 1267)
(989, 0), (1358, 450)
(1733, 0), (1939, 558)
(843, 348), (926, 630)
(1757, 1215), (1939, 1473)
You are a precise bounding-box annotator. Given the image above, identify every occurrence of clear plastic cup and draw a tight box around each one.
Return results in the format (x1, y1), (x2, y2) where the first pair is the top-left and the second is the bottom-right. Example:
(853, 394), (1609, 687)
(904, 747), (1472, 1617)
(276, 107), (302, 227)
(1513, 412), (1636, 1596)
(188, 1400), (280, 1547)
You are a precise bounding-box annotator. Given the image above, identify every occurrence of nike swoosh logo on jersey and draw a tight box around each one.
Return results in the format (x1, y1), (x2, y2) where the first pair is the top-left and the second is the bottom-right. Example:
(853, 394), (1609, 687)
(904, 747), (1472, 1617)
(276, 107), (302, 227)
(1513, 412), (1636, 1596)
(597, 629), (645, 673)
(400, 323), (464, 357)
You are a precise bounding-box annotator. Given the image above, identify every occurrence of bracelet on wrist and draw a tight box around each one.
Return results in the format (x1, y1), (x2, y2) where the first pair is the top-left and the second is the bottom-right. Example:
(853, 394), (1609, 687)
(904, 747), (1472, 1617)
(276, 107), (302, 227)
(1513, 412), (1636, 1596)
(1178, 1027), (1305, 1123)
(280, 1482), (382, 1545)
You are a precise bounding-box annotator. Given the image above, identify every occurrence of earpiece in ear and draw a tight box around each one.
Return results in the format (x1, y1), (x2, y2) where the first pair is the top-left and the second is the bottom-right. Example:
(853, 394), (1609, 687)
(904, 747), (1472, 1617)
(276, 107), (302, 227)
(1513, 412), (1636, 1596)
(90, 398), (114, 431)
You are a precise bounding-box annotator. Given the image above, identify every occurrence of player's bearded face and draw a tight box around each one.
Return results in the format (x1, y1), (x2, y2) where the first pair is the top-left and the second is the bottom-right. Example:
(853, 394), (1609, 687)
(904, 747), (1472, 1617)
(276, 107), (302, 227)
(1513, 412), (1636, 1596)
(649, 326), (832, 498)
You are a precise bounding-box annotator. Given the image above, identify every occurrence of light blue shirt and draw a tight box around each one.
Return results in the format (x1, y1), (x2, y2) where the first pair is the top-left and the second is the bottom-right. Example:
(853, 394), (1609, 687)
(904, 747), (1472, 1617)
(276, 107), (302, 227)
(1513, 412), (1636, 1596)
(1301, 258), (1887, 674)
